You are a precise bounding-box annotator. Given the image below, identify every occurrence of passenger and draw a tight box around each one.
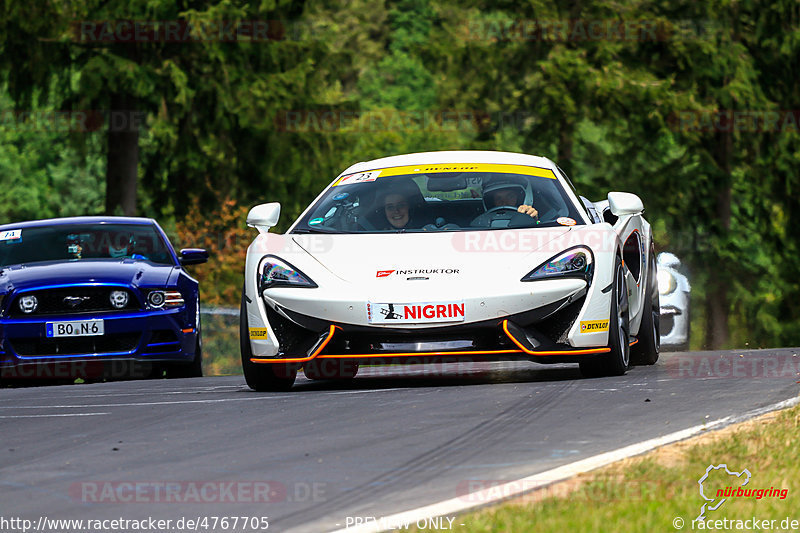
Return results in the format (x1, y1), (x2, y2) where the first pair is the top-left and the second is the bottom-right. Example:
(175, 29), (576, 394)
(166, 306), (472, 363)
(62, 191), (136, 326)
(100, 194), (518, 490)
(378, 181), (426, 230)
(383, 193), (411, 229)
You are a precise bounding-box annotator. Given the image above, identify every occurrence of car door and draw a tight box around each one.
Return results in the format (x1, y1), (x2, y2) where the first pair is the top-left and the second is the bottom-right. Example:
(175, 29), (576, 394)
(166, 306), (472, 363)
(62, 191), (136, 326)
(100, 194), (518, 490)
(613, 210), (646, 335)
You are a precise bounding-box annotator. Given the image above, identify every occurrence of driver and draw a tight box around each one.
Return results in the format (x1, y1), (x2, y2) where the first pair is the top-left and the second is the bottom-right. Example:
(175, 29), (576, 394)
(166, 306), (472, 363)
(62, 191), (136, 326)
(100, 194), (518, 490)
(108, 233), (133, 258)
(482, 176), (538, 218)
(107, 232), (147, 260)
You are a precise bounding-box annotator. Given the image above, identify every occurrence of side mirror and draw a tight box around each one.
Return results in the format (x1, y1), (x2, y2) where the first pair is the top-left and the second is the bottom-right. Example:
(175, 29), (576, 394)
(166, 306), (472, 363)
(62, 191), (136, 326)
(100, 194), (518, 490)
(179, 248), (209, 266)
(607, 192), (644, 216)
(247, 203), (281, 234)
(657, 252), (681, 269)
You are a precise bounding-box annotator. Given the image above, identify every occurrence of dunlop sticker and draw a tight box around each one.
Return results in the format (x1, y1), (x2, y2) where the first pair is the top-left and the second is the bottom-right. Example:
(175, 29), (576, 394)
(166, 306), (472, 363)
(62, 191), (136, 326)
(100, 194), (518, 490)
(335, 163), (557, 185)
(580, 320), (609, 332)
(249, 328), (269, 339)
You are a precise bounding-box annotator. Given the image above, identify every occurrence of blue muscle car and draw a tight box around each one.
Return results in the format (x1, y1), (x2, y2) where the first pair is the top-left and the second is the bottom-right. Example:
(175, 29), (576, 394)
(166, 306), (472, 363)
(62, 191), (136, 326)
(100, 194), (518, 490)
(0, 217), (208, 383)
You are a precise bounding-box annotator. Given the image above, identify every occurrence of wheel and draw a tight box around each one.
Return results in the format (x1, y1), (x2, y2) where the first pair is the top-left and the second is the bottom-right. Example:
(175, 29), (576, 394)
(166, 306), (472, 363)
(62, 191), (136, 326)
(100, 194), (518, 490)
(240, 290), (297, 391)
(580, 255), (630, 377)
(630, 251), (660, 365)
(303, 359), (359, 381)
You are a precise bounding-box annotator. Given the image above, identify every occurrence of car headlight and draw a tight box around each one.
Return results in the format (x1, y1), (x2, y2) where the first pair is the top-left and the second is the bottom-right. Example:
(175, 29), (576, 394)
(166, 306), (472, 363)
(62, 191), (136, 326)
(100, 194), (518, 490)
(657, 269), (677, 295)
(258, 256), (317, 291)
(18, 295), (38, 314)
(521, 247), (594, 282)
(146, 290), (184, 309)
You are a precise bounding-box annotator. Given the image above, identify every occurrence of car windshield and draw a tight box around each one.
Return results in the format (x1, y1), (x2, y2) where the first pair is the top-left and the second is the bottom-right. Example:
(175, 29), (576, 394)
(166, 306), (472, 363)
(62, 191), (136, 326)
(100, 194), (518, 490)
(0, 223), (175, 267)
(292, 163), (584, 234)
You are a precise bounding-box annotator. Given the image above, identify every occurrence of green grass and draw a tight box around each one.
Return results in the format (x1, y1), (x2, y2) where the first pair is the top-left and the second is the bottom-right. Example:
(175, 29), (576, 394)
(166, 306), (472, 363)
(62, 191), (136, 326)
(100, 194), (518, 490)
(413, 403), (800, 532)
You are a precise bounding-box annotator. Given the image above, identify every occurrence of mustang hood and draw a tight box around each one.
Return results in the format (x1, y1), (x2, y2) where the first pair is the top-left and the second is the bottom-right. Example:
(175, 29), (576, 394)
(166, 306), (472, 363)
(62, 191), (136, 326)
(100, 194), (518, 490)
(287, 228), (574, 284)
(0, 260), (175, 293)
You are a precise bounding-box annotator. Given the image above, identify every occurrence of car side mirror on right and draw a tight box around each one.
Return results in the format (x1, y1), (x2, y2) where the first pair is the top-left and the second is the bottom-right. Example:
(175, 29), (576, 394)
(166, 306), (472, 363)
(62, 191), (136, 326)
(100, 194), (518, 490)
(179, 248), (209, 266)
(607, 192), (644, 216)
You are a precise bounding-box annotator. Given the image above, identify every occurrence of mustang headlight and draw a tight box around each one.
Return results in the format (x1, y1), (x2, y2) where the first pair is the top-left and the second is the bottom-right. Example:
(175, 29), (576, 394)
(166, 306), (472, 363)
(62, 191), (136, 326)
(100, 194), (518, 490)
(258, 256), (317, 291)
(18, 295), (38, 314)
(146, 290), (184, 309)
(521, 247), (594, 282)
(657, 269), (677, 295)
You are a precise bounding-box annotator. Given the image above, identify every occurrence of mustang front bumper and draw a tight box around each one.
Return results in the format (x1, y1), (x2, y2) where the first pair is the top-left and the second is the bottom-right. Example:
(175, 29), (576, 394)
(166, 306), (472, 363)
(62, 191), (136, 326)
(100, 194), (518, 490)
(0, 308), (197, 377)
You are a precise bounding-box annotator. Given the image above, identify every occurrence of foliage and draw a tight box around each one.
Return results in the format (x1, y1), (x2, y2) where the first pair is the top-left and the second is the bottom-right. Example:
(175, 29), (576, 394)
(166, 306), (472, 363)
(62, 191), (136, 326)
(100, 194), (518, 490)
(0, 87), (105, 222)
(174, 195), (251, 306)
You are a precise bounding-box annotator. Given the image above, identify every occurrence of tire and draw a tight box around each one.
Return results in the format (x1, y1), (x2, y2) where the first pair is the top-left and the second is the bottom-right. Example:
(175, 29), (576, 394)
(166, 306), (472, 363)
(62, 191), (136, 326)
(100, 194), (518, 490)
(167, 337), (203, 378)
(580, 255), (630, 377)
(303, 359), (359, 381)
(630, 252), (660, 365)
(240, 290), (297, 392)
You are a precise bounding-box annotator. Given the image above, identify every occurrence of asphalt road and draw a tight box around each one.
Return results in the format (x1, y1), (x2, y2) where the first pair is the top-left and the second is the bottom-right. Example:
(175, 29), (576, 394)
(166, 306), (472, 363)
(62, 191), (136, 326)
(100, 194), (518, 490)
(1, 348), (798, 533)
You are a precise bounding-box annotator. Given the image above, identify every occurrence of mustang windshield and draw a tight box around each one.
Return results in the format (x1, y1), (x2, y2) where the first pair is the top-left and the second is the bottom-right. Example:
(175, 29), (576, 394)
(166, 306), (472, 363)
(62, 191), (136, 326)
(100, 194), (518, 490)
(0, 223), (175, 267)
(293, 164), (584, 234)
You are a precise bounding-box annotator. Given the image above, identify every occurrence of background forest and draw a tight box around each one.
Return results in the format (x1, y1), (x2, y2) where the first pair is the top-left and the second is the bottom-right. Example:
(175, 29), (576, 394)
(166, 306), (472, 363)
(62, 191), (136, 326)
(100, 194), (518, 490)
(1, 0), (798, 351)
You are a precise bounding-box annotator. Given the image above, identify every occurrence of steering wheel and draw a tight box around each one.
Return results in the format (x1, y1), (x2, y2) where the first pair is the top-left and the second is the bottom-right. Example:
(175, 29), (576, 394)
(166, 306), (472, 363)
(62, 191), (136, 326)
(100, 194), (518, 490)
(470, 205), (537, 228)
(485, 206), (519, 216)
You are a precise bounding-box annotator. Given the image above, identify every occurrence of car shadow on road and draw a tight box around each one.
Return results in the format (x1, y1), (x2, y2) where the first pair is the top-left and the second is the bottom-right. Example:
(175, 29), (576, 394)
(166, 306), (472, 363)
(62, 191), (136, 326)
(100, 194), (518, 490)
(288, 361), (586, 392)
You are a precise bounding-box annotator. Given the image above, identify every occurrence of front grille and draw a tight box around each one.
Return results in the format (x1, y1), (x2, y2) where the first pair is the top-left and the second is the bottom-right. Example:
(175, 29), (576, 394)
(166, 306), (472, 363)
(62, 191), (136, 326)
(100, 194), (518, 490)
(324, 328), (505, 356)
(10, 333), (141, 356)
(9, 288), (140, 317)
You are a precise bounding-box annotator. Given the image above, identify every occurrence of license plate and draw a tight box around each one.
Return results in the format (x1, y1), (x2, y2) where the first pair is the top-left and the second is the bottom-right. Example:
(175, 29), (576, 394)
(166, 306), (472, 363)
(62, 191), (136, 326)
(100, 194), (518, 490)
(367, 301), (465, 324)
(46, 319), (105, 338)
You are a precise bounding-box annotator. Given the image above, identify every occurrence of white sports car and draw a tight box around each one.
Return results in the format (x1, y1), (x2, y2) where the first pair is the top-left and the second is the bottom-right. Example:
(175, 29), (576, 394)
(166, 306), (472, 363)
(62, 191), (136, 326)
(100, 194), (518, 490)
(240, 151), (660, 391)
(657, 252), (691, 350)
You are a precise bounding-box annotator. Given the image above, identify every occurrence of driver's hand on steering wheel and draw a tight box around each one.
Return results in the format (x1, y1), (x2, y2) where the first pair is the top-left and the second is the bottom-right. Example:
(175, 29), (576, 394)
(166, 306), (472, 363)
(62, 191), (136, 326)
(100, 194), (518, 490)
(517, 204), (538, 218)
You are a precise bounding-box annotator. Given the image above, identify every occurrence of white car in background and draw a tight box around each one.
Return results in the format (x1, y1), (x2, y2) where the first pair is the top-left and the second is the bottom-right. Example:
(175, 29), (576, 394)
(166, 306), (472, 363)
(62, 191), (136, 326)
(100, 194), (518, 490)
(657, 252), (691, 351)
(240, 151), (660, 391)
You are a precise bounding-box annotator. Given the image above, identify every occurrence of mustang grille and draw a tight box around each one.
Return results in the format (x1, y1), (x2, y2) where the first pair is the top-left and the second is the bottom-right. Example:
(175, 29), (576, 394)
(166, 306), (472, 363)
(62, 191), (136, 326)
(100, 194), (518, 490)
(9, 287), (140, 317)
(9, 333), (141, 356)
